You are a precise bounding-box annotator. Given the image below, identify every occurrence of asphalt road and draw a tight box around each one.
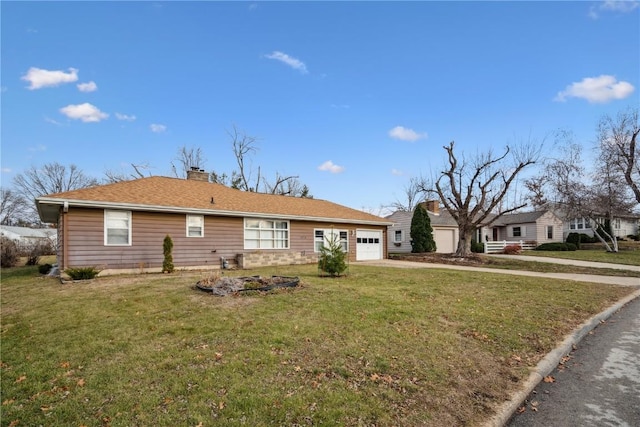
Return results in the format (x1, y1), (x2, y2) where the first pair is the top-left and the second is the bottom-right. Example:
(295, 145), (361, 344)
(507, 296), (640, 427)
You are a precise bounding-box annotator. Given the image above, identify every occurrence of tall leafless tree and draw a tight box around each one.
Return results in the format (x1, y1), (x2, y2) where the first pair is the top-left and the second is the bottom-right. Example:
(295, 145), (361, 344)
(13, 162), (99, 225)
(104, 162), (153, 183)
(13, 163), (99, 201)
(597, 108), (640, 204)
(524, 131), (634, 252)
(0, 187), (28, 225)
(171, 146), (208, 179)
(424, 140), (540, 257)
(388, 176), (425, 212)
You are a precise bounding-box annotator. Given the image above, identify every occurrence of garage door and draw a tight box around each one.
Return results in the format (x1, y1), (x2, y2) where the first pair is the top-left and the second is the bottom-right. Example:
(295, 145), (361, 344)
(434, 229), (456, 254)
(356, 230), (383, 260)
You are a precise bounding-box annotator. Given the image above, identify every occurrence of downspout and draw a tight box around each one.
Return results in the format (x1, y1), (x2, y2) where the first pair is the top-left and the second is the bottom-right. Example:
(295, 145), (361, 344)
(62, 203), (69, 270)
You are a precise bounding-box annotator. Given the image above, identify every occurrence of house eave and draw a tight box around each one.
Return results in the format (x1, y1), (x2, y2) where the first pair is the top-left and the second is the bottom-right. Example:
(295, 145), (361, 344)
(36, 198), (393, 226)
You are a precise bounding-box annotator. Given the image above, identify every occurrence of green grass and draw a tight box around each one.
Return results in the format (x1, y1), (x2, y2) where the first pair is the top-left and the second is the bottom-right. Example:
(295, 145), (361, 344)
(523, 249), (640, 266)
(1, 263), (634, 426)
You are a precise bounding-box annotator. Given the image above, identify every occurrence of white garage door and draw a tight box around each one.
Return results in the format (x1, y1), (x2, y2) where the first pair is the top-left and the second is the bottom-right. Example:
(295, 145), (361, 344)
(434, 229), (456, 254)
(356, 230), (383, 260)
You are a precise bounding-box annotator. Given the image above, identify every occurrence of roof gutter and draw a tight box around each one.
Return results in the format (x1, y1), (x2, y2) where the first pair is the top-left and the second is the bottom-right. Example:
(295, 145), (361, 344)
(36, 197), (393, 226)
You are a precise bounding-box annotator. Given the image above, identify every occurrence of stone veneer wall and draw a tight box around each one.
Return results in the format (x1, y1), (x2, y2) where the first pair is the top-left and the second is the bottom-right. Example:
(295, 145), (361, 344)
(236, 251), (318, 269)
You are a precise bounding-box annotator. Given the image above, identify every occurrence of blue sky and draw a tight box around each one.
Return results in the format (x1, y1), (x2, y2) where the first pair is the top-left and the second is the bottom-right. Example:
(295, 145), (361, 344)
(2, 1), (639, 213)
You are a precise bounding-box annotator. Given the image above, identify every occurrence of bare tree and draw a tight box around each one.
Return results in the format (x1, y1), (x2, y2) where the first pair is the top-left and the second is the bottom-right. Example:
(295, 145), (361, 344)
(226, 125), (261, 192)
(104, 162), (153, 183)
(13, 163), (98, 201)
(425, 140), (540, 257)
(524, 132), (634, 252)
(171, 146), (207, 179)
(388, 177), (425, 212)
(13, 162), (99, 225)
(263, 174), (313, 197)
(0, 187), (28, 225)
(597, 108), (640, 203)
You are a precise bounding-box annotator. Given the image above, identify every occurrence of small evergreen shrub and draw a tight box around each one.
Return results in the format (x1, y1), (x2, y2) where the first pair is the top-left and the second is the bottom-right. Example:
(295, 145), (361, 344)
(579, 233), (598, 243)
(566, 232), (581, 249)
(318, 233), (347, 277)
(1, 237), (20, 268)
(471, 240), (484, 253)
(503, 244), (522, 255)
(163, 234), (174, 273)
(65, 267), (100, 280)
(535, 242), (577, 251)
(38, 263), (53, 275)
(410, 204), (436, 253)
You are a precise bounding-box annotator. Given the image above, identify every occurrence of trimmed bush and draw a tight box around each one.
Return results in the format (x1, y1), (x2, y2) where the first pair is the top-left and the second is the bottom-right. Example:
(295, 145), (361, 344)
(1, 237), (20, 268)
(38, 263), (53, 275)
(503, 244), (522, 255)
(535, 242), (577, 251)
(471, 240), (484, 253)
(65, 267), (100, 280)
(566, 232), (581, 249)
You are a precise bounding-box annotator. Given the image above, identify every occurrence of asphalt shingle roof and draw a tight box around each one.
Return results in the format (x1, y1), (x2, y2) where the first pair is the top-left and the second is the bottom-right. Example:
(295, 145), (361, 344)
(37, 176), (390, 225)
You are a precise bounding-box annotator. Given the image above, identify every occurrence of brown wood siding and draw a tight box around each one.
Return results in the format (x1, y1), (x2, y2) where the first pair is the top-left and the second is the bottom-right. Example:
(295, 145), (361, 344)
(62, 208), (387, 269)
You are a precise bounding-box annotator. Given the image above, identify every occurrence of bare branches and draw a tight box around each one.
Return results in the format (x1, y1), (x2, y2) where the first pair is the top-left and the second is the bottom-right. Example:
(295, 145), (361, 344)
(13, 163), (99, 201)
(597, 108), (640, 203)
(433, 140), (540, 256)
(104, 162), (152, 183)
(171, 146), (207, 179)
(0, 188), (28, 225)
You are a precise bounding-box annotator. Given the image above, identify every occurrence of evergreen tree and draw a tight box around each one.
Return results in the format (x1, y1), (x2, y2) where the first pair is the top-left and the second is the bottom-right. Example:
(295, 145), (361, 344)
(318, 232), (347, 277)
(163, 234), (174, 273)
(410, 204), (436, 253)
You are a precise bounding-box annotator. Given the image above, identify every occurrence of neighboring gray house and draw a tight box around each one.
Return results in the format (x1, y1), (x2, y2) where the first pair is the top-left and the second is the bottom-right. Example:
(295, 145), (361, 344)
(0, 225), (57, 250)
(487, 210), (564, 244)
(386, 201), (459, 254)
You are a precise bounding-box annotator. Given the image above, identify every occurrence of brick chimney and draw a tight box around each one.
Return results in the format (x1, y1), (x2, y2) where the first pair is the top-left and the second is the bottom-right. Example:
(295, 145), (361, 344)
(186, 167), (209, 182)
(424, 200), (439, 215)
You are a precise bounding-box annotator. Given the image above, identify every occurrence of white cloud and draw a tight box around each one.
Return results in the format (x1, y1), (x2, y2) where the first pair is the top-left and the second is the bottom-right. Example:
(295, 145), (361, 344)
(554, 75), (635, 104)
(589, 0), (639, 19)
(59, 103), (108, 122)
(115, 112), (136, 122)
(264, 51), (308, 74)
(1, 168), (12, 174)
(388, 126), (428, 142)
(21, 67), (78, 90)
(44, 116), (63, 126)
(77, 81), (97, 92)
(28, 144), (47, 152)
(318, 160), (344, 174)
(391, 168), (404, 176)
(150, 123), (167, 133)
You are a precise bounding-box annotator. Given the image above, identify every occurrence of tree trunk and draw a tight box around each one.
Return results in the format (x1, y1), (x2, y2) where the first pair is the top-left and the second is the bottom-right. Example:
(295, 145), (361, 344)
(455, 226), (474, 257)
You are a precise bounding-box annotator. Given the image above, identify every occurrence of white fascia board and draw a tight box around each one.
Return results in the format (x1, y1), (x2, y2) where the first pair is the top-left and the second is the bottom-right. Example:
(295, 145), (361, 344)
(36, 198), (393, 226)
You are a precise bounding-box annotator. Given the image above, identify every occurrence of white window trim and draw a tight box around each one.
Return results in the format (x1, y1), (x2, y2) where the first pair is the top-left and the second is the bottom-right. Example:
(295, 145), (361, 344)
(546, 225), (553, 240)
(314, 228), (348, 252)
(394, 229), (403, 243)
(243, 218), (289, 249)
(186, 214), (204, 238)
(511, 226), (525, 238)
(104, 210), (132, 246)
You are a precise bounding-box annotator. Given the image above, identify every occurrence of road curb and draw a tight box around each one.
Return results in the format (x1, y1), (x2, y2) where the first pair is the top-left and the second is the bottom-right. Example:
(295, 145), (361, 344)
(483, 288), (640, 427)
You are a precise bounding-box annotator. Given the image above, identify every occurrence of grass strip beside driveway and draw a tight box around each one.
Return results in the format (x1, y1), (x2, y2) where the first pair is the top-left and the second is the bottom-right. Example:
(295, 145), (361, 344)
(1, 264), (634, 426)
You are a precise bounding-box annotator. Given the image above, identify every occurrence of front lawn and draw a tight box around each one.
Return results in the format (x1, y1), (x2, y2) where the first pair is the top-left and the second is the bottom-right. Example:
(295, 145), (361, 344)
(524, 248), (640, 266)
(1, 264), (634, 426)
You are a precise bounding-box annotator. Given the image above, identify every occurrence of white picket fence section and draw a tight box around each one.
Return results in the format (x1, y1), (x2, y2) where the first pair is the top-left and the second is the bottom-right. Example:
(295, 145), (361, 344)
(484, 240), (537, 254)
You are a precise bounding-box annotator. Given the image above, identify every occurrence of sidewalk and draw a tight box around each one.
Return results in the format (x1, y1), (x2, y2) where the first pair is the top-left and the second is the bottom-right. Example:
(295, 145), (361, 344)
(488, 253), (640, 273)
(357, 258), (640, 287)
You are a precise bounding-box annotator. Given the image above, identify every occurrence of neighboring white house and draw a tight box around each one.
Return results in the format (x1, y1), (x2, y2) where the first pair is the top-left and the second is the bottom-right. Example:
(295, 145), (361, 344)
(0, 225), (57, 250)
(386, 201), (459, 254)
(562, 214), (640, 240)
